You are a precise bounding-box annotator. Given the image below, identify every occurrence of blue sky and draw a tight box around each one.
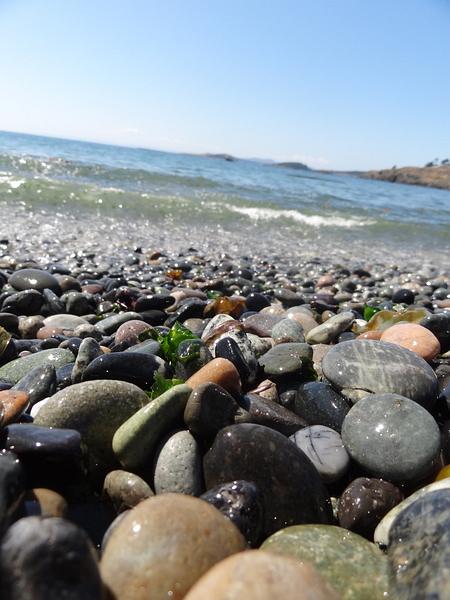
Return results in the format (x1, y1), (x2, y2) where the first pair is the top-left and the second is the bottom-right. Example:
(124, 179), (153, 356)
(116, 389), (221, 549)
(0, 0), (449, 170)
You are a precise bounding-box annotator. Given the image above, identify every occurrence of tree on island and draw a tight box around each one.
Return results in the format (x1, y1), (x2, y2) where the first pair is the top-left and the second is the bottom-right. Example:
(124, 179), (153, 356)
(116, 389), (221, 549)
(441, 158), (449, 165)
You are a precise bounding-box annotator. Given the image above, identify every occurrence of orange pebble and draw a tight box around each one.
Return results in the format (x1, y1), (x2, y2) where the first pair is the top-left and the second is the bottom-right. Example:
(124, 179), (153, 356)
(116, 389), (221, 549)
(0, 390), (30, 425)
(186, 358), (241, 397)
(380, 323), (440, 361)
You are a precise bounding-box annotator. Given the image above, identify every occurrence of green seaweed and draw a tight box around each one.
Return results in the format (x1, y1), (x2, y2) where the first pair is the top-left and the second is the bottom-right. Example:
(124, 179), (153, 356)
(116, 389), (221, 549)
(147, 372), (184, 400)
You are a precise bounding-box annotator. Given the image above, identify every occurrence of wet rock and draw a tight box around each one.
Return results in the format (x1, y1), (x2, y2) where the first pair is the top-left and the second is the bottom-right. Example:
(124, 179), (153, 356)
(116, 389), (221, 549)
(186, 358), (241, 397)
(0, 348), (74, 385)
(9, 268), (61, 293)
(237, 393), (306, 435)
(259, 342), (312, 379)
(294, 381), (350, 432)
(153, 430), (203, 495)
(12, 364), (56, 406)
(184, 383), (241, 438)
(103, 470), (153, 512)
(0, 451), (25, 533)
(306, 311), (355, 345)
(2, 289), (44, 315)
(380, 322), (440, 361)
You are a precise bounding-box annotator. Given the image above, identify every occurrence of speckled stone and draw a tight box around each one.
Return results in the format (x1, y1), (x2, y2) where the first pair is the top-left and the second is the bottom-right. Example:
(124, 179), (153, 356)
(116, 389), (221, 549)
(388, 490), (450, 599)
(341, 393), (440, 483)
(306, 311), (355, 345)
(271, 318), (305, 344)
(153, 430), (203, 495)
(204, 423), (332, 537)
(34, 380), (148, 474)
(258, 343), (312, 378)
(0, 348), (74, 385)
(380, 322), (441, 361)
(322, 339), (438, 409)
(374, 479), (450, 546)
(338, 477), (403, 538)
(0, 516), (102, 600)
(112, 384), (192, 471)
(290, 426), (350, 483)
(183, 550), (338, 600)
(262, 524), (389, 600)
(100, 494), (247, 600)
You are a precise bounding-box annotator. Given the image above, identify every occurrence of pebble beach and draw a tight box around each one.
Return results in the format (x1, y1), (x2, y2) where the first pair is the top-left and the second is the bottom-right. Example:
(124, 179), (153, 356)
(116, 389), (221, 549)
(1, 131), (450, 599)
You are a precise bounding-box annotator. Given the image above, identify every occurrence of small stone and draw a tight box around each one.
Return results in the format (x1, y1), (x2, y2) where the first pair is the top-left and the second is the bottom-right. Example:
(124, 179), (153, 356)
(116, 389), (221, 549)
(0, 348), (74, 385)
(271, 318), (305, 344)
(0, 451), (25, 533)
(184, 383), (240, 438)
(186, 358), (241, 397)
(71, 337), (103, 383)
(183, 550), (337, 600)
(100, 494), (246, 600)
(0, 389), (29, 425)
(9, 268), (61, 293)
(341, 393), (440, 482)
(290, 426), (350, 483)
(13, 364), (56, 406)
(237, 393), (306, 436)
(380, 322), (440, 361)
(262, 524), (389, 600)
(294, 381), (350, 432)
(113, 384), (192, 471)
(24, 488), (68, 518)
(306, 311), (355, 345)
(153, 430), (203, 495)
(103, 470), (153, 512)
(81, 352), (167, 390)
(114, 319), (152, 345)
(44, 314), (88, 330)
(95, 311), (143, 336)
(258, 342), (312, 379)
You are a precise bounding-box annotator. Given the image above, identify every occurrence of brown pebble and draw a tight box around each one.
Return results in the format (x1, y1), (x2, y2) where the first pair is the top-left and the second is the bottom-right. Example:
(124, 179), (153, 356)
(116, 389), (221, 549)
(26, 488), (68, 517)
(36, 326), (64, 340)
(114, 320), (152, 345)
(380, 323), (440, 361)
(317, 274), (336, 288)
(0, 390), (29, 425)
(184, 550), (338, 600)
(186, 358), (241, 397)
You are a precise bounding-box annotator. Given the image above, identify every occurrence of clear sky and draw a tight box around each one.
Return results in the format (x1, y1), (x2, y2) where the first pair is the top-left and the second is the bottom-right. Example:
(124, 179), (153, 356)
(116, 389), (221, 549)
(0, 0), (449, 170)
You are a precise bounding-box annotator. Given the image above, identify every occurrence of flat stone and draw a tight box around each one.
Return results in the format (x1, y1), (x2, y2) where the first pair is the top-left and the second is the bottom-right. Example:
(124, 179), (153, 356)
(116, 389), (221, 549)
(95, 312), (143, 336)
(201, 481), (264, 547)
(183, 550), (337, 600)
(43, 314), (89, 330)
(184, 383), (240, 438)
(388, 490), (450, 598)
(290, 426), (350, 483)
(338, 477), (403, 539)
(294, 381), (350, 432)
(1, 424), (82, 460)
(374, 479), (450, 546)
(113, 384), (192, 471)
(81, 352), (167, 390)
(322, 340), (438, 409)
(271, 318), (305, 344)
(204, 423), (332, 537)
(262, 524), (389, 600)
(306, 311), (355, 345)
(34, 380), (147, 474)
(114, 320), (152, 345)
(0, 348), (74, 384)
(259, 343), (312, 378)
(0, 516), (102, 600)
(103, 470), (153, 512)
(153, 430), (203, 495)
(237, 393), (306, 436)
(380, 322), (441, 361)
(9, 268), (61, 293)
(12, 364), (56, 406)
(341, 393), (440, 483)
(100, 494), (246, 600)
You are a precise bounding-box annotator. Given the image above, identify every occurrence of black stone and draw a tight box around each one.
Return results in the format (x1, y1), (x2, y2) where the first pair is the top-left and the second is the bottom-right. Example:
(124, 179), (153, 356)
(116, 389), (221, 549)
(421, 312), (450, 353)
(294, 381), (350, 433)
(0, 451), (25, 534)
(12, 364), (57, 407)
(184, 383), (240, 438)
(2, 290), (44, 316)
(81, 352), (168, 390)
(245, 292), (270, 312)
(237, 393), (307, 436)
(392, 288), (415, 304)
(134, 293), (175, 312)
(215, 336), (252, 386)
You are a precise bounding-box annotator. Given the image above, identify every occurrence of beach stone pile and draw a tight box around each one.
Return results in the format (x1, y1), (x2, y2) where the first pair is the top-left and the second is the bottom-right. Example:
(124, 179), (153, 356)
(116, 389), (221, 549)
(0, 251), (449, 599)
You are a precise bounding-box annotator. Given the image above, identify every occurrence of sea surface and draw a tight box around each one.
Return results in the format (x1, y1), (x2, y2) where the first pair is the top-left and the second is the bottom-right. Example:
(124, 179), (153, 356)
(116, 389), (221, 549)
(0, 130), (449, 269)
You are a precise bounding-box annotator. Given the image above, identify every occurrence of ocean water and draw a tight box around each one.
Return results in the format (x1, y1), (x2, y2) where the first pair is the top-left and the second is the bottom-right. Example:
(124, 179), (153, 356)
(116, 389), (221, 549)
(0, 130), (449, 268)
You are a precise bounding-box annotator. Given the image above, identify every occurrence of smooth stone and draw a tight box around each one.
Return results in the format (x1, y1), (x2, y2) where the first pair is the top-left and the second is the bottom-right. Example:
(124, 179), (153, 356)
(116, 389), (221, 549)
(259, 342), (312, 378)
(262, 524), (389, 600)
(201, 480), (264, 547)
(0, 348), (74, 385)
(388, 490), (450, 598)
(242, 312), (284, 337)
(392, 287), (415, 304)
(18, 315), (45, 338)
(153, 430), (203, 495)
(183, 550), (337, 600)
(374, 479), (450, 546)
(213, 330), (258, 385)
(322, 339), (438, 409)
(0, 516), (102, 600)
(71, 337), (103, 383)
(286, 308), (319, 334)
(245, 292), (271, 311)
(290, 425), (350, 483)
(95, 311), (143, 335)
(184, 383), (241, 438)
(101, 510), (129, 553)
(0, 312), (19, 333)
(12, 364), (56, 406)
(236, 393), (306, 436)
(9, 268), (61, 293)
(306, 311), (355, 345)
(174, 338), (213, 380)
(81, 351), (167, 390)
(380, 322), (441, 361)
(0, 451), (25, 533)
(103, 470), (154, 512)
(24, 488), (68, 518)
(114, 319), (152, 345)
(1, 424), (82, 460)
(421, 312), (450, 352)
(124, 338), (161, 356)
(34, 380), (148, 474)
(0, 389), (29, 425)
(63, 291), (94, 315)
(200, 314), (234, 342)
(42, 288), (65, 314)
(249, 379), (279, 403)
(44, 314), (88, 329)
(100, 494), (246, 600)
(135, 293), (175, 312)
(204, 423), (332, 537)
(341, 393), (440, 482)
(294, 381), (350, 432)
(338, 477), (403, 538)
(271, 318), (305, 344)
(186, 358), (241, 397)
(113, 384), (192, 471)
(2, 289), (43, 315)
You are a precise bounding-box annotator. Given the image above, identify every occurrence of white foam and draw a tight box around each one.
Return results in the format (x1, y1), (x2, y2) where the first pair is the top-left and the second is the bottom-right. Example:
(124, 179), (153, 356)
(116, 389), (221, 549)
(227, 205), (374, 227)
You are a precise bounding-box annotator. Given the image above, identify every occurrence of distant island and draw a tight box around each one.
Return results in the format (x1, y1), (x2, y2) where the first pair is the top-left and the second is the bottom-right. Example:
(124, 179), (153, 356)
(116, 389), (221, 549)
(356, 163), (450, 191)
(204, 153), (236, 162)
(274, 161), (310, 170)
